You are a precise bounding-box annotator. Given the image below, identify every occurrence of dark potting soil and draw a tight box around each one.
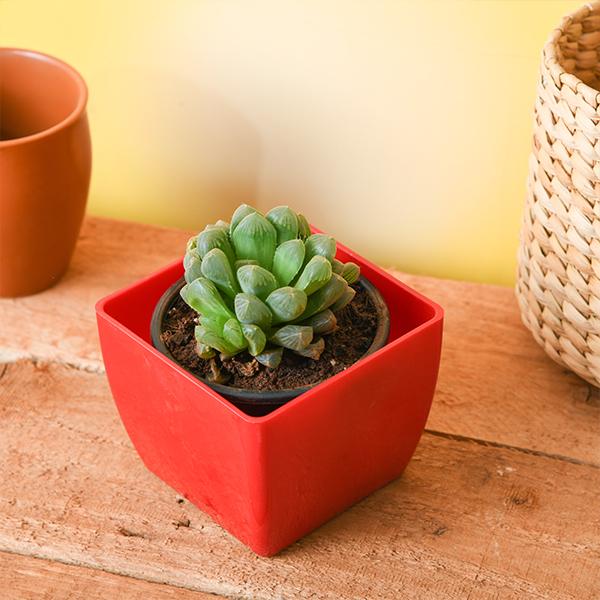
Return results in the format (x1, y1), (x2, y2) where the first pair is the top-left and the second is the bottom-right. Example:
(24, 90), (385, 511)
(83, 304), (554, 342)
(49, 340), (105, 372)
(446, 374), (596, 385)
(160, 285), (378, 392)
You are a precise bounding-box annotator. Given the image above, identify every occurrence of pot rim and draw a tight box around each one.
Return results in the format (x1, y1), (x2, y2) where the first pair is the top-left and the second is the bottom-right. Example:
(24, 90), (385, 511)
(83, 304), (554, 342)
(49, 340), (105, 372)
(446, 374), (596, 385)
(0, 48), (88, 148)
(542, 4), (600, 97)
(151, 274), (390, 406)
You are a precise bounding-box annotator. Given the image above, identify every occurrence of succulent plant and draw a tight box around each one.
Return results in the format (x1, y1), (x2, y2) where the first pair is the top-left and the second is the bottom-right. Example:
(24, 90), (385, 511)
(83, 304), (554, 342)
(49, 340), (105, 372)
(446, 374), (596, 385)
(180, 204), (360, 369)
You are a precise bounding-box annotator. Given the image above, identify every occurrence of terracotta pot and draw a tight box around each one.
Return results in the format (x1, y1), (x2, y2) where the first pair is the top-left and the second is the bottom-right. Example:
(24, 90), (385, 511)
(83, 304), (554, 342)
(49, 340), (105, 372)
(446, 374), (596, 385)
(0, 48), (91, 297)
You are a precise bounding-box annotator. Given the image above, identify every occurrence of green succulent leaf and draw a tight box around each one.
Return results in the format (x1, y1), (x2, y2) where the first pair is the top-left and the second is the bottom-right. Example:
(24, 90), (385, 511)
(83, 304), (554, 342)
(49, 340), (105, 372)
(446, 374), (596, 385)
(195, 325), (239, 355)
(237, 265), (278, 300)
(272, 239), (305, 286)
(330, 286), (356, 312)
(304, 233), (336, 264)
(183, 252), (203, 284)
(341, 262), (360, 284)
(300, 309), (337, 335)
(255, 347), (283, 368)
(266, 205), (299, 244)
(215, 219), (230, 231)
(200, 314), (227, 336)
(271, 325), (313, 351)
(301, 273), (348, 319)
(181, 277), (235, 322)
(196, 227), (236, 265)
(223, 318), (247, 350)
(294, 255), (333, 295)
(266, 287), (307, 323)
(234, 259), (259, 270)
(183, 247), (200, 271)
(332, 258), (344, 275)
(195, 341), (216, 359)
(234, 293), (272, 330)
(200, 248), (239, 299)
(294, 337), (325, 360)
(186, 236), (198, 253)
(231, 212), (277, 270)
(297, 213), (311, 239)
(241, 323), (267, 356)
(204, 221), (229, 236)
(230, 204), (257, 233)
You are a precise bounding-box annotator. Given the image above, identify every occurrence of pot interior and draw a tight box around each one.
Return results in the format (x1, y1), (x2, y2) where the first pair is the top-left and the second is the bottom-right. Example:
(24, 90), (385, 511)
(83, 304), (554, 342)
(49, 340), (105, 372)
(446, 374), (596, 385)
(0, 50), (85, 141)
(552, 6), (600, 90)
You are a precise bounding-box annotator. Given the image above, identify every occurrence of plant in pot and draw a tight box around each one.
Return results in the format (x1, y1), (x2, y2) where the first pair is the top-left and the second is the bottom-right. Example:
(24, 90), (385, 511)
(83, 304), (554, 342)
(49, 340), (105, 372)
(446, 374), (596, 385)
(151, 204), (390, 416)
(96, 203), (444, 556)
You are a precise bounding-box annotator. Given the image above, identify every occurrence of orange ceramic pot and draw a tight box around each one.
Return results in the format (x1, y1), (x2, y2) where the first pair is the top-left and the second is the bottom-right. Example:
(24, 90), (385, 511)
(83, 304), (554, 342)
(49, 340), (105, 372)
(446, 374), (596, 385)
(0, 48), (91, 297)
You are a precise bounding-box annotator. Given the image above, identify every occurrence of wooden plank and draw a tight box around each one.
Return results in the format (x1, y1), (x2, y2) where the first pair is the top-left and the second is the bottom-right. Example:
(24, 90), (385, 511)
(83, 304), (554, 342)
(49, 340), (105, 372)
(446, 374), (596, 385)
(391, 270), (600, 466)
(0, 216), (598, 462)
(0, 551), (218, 599)
(0, 217), (190, 372)
(1, 360), (598, 600)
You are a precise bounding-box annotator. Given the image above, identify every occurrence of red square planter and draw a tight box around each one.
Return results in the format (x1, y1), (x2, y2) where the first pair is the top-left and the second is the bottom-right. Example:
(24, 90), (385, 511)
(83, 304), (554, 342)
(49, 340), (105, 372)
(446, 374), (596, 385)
(96, 236), (443, 556)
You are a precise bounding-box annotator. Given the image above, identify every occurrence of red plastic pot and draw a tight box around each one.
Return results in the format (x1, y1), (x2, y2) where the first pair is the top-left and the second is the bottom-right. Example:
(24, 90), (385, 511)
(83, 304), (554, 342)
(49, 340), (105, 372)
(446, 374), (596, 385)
(96, 235), (444, 556)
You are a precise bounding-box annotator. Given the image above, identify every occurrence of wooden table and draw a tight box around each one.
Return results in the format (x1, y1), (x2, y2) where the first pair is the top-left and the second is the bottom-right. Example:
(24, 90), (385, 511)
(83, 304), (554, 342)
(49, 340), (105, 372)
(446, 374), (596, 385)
(1, 217), (599, 600)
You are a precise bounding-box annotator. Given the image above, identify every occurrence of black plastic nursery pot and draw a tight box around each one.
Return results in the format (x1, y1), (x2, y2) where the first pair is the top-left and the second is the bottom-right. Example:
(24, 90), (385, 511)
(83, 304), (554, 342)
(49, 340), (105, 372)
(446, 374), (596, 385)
(150, 275), (391, 415)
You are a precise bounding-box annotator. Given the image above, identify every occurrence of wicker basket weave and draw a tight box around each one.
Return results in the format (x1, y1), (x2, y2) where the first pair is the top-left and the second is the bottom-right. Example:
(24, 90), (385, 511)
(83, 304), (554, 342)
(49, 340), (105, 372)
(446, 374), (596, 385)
(517, 2), (600, 386)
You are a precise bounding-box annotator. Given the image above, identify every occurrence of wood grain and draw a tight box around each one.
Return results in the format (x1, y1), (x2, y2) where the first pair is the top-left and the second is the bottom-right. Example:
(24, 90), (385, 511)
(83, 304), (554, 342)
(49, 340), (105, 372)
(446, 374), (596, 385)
(0, 218), (190, 372)
(0, 551), (218, 599)
(1, 360), (598, 600)
(0, 217), (597, 465)
(393, 270), (600, 466)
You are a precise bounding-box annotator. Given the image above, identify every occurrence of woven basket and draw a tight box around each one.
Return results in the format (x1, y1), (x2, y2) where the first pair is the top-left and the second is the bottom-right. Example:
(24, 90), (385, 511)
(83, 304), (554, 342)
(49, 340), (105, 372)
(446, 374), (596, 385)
(517, 2), (600, 387)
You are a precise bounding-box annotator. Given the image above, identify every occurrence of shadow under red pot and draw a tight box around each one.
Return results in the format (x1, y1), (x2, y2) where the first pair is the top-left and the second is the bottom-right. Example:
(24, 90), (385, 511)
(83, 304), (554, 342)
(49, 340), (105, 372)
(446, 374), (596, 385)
(150, 275), (391, 416)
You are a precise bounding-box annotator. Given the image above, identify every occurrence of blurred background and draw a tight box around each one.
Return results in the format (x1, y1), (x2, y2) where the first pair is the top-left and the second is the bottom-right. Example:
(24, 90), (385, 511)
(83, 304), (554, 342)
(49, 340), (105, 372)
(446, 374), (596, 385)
(0, 0), (581, 285)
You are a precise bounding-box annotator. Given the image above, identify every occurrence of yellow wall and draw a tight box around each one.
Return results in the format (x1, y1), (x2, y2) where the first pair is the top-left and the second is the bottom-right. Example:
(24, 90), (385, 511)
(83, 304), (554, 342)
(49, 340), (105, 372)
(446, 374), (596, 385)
(1, 0), (581, 284)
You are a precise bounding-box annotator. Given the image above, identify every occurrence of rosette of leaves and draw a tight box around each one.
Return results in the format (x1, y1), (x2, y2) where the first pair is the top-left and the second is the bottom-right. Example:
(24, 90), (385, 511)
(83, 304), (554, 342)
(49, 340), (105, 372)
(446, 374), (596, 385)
(180, 204), (361, 369)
